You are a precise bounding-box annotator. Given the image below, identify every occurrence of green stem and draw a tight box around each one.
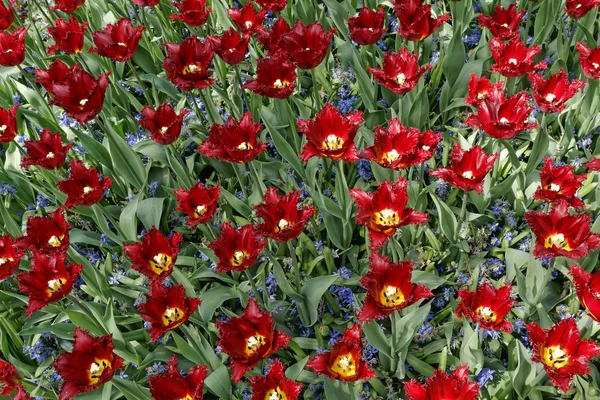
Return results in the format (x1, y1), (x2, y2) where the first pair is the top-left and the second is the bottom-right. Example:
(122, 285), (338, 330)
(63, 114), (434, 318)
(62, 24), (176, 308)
(127, 60), (153, 106)
(244, 269), (264, 308)
(232, 164), (248, 201)
(287, 240), (301, 292)
(311, 68), (322, 110)
(235, 65), (249, 117)
(249, 161), (266, 197)
(459, 190), (468, 223)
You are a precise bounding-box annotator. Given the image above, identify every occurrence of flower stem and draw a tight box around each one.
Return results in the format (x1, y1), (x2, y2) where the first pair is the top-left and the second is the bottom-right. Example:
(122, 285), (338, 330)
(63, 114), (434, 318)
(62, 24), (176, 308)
(127, 60), (153, 106)
(459, 190), (468, 223)
(244, 269), (264, 308)
(287, 240), (301, 292)
(235, 64), (249, 117)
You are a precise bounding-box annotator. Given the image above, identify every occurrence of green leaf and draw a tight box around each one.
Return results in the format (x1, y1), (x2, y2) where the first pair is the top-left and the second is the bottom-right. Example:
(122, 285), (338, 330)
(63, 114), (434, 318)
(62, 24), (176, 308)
(300, 275), (339, 326)
(430, 192), (457, 243)
(112, 378), (152, 400)
(205, 364), (233, 400)
(442, 34), (465, 88)
(198, 286), (239, 322)
(136, 198), (165, 230)
(285, 356), (309, 380)
(104, 123), (146, 189)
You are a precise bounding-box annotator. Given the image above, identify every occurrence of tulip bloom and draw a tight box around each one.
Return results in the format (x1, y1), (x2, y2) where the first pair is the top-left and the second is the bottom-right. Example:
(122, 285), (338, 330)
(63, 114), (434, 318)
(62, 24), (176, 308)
(456, 282), (514, 332)
(22, 129), (71, 169)
(209, 28), (250, 65)
(255, 188), (315, 242)
(0, 359), (22, 397)
(249, 360), (303, 400)
(90, 18), (146, 62)
(137, 282), (201, 341)
(197, 112), (267, 163)
(367, 49), (431, 94)
(255, 0), (287, 13)
(587, 158), (600, 171)
(51, 0), (85, 12)
(17, 253), (83, 316)
(133, 0), (160, 5)
(208, 222), (266, 273)
(533, 158), (586, 209)
(170, 0), (212, 26)
(0, 0), (14, 31)
(570, 265), (600, 323)
(392, 0), (450, 41)
(217, 299), (291, 382)
(14, 386), (32, 400)
(525, 201), (600, 260)
(47, 17), (88, 55)
(148, 355), (208, 400)
(139, 103), (189, 145)
(348, 7), (386, 46)
(350, 177), (428, 249)
(465, 74), (497, 107)
(0, 27), (25, 66)
(0, 105), (19, 143)
(228, 4), (266, 34)
(15, 210), (72, 255)
(361, 118), (440, 170)
(528, 69), (586, 113)
(163, 35), (215, 91)
(358, 253), (433, 321)
(243, 56), (297, 98)
(404, 365), (479, 400)
(57, 160), (112, 209)
(577, 42), (600, 79)
(281, 22), (336, 70)
(298, 104), (363, 162)
(257, 18), (291, 55)
(489, 37), (547, 78)
(307, 324), (376, 382)
(430, 144), (498, 194)
(174, 183), (220, 226)
(123, 227), (184, 281)
(565, 0), (600, 19)
(0, 234), (23, 280)
(478, 4), (525, 40)
(53, 327), (123, 400)
(526, 318), (600, 393)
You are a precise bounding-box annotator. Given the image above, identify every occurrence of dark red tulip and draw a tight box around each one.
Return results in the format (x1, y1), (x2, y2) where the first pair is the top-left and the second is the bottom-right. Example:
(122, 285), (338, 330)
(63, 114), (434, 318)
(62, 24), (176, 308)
(367, 49), (431, 94)
(227, 3), (266, 34)
(0, 359), (22, 397)
(163, 35), (214, 91)
(528, 69), (586, 113)
(250, 360), (303, 400)
(478, 4), (525, 40)
(255, 187), (315, 243)
(209, 28), (250, 65)
(570, 265), (600, 323)
(53, 327), (123, 400)
(35, 58), (71, 91)
(0, 0), (15, 31)
(350, 177), (428, 249)
(430, 144), (498, 194)
(90, 18), (146, 62)
(197, 111), (267, 163)
(361, 118), (440, 170)
(525, 201), (600, 260)
(174, 182), (220, 226)
(57, 159), (112, 209)
(208, 222), (266, 274)
(348, 7), (386, 46)
(51, 0), (85, 12)
(404, 365), (479, 400)
(13, 386), (33, 400)
(255, 0), (288, 13)
(577, 42), (600, 79)
(132, 0), (160, 5)
(217, 299), (291, 382)
(123, 227), (184, 282)
(22, 129), (71, 169)
(298, 104), (363, 162)
(139, 103), (189, 145)
(15, 210), (72, 255)
(243, 56), (297, 98)
(17, 252), (83, 316)
(358, 253), (432, 321)
(489, 36), (547, 78)
(148, 355), (208, 400)
(392, 0), (450, 41)
(526, 318), (600, 393)
(257, 18), (291, 55)
(307, 324), (376, 382)
(0, 27), (25, 66)
(47, 17), (88, 55)
(565, 0), (600, 19)
(137, 282), (201, 341)
(533, 158), (586, 209)
(0, 105), (19, 143)
(456, 282), (514, 332)
(0, 234), (23, 280)
(281, 21), (336, 70)
(465, 74), (497, 107)
(170, 0), (211, 26)
(587, 158), (600, 171)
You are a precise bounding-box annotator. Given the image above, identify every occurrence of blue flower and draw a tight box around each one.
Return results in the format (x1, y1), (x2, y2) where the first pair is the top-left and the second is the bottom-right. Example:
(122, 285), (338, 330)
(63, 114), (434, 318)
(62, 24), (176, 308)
(477, 368), (495, 387)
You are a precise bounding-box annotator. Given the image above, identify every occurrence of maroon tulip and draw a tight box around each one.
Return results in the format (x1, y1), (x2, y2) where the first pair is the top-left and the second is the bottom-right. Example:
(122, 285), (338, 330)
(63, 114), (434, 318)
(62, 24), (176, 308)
(0, 234), (23, 280)
(249, 360), (303, 400)
(209, 222), (266, 273)
(257, 18), (291, 55)
(565, 0), (600, 19)
(47, 17), (88, 55)
(90, 18), (146, 62)
(243, 56), (297, 99)
(392, 0), (450, 41)
(15, 210), (72, 255)
(528, 69), (586, 113)
(139, 103), (189, 145)
(0, 27), (25, 66)
(478, 4), (525, 40)
(465, 74), (496, 107)
(170, 0), (211, 27)
(577, 42), (600, 79)
(0, 0), (15, 31)
(209, 28), (250, 65)
(51, 0), (85, 12)
(57, 159), (113, 209)
(148, 355), (208, 400)
(533, 158), (586, 209)
(281, 21), (336, 70)
(174, 183), (220, 226)
(0, 359), (22, 398)
(228, 3), (266, 34)
(348, 7), (386, 46)
(489, 36), (547, 78)
(0, 105), (19, 144)
(163, 35), (215, 91)
(367, 49), (431, 94)
(21, 129), (71, 169)
(255, 0), (288, 13)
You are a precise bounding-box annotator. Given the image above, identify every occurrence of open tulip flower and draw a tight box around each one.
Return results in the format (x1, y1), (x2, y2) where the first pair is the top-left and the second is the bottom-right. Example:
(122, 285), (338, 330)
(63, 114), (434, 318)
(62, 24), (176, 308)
(570, 265), (600, 323)
(404, 365), (479, 400)
(170, 0), (212, 27)
(123, 227), (184, 281)
(255, 187), (315, 242)
(0, 0), (15, 31)
(367, 49), (431, 94)
(243, 56), (297, 98)
(148, 355), (208, 400)
(174, 182), (220, 226)
(257, 18), (291, 55)
(0, 27), (25, 66)
(392, 0), (450, 41)
(533, 158), (586, 208)
(0, 234), (23, 280)
(465, 74), (497, 107)
(21, 129), (71, 169)
(565, 0), (600, 19)
(348, 7), (386, 46)
(249, 360), (303, 400)
(139, 103), (189, 145)
(15, 210), (72, 255)
(208, 222), (266, 273)
(0, 359), (25, 397)
(528, 69), (586, 113)
(163, 35), (215, 91)
(209, 28), (250, 66)
(577, 42), (600, 79)
(0, 105), (19, 143)
(51, 0), (85, 12)
(455, 282), (515, 332)
(281, 21), (336, 70)
(57, 159), (112, 209)
(489, 36), (547, 77)
(478, 4), (525, 40)
(227, 3), (266, 35)
(47, 17), (88, 55)
(90, 18), (146, 62)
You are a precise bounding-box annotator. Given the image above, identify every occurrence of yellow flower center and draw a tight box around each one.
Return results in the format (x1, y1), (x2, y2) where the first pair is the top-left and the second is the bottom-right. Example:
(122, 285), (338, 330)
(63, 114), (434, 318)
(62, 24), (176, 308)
(88, 359), (111, 385)
(0, 256), (13, 266)
(379, 285), (405, 306)
(273, 79), (291, 88)
(462, 171), (475, 180)
(265, 387), (287, 400)
(149, 253), (173, 275)
(245, 333), (266, 356)
(329, 353), (356, 378)
(477, 91), (488, 99)
(542, 345), (569, 369)
(47, 277), (66, 296)
(194, 204), (206, 217)
(396, 73), (406, 84)
(382, 149), (400, 164)
(374, 209), (400, 227)
(0, 124), (6, 132)
(79, 99), (89, 107)
(160, 126), (169, 134)
(231, 250), (249, 267)
(321, 134), (345, 151)
(178, 396), (193, 400)
(83, 186), (93, 194)
(237, 142), (253, 150)
(245, 21), (253, 29)
(546, 183), (561, 192)
(183, 64), (201, 75)
(475, 306), (497, 323)
(545, 93), (557, 103)
(48, 235), (64, 247)
(162, 306), (185, 326)
(544, 233), (572, 251)
(276, 219), (291, 232)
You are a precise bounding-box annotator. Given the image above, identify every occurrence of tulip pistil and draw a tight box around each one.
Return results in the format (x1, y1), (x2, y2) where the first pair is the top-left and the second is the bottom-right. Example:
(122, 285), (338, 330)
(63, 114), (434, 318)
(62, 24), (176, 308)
(272, 79), (291, 89)
(88, 358), (111, 385)
(244, 333), (266, 356)
(194, 204), (207, 217)
(47, 277), (66, 296)
(544, 233), (572, 251)
(379, 285), (405, 306)
(542, 345), (569, 369)
(374, 209), (400, 227)
(149, 253), (173, 274)
(265, 387), (287, 400)
(382, 149), (400, 164)
(231, 250), (249, 267)
(0, 256), (13, 265)
(329, 353), (356, 378)
(322, 134), (345, 151)
(48, 235), (64, 247)
(183, 64), (201, 75)
(162, 306), (184, 326)
(475, 306), (497, 323)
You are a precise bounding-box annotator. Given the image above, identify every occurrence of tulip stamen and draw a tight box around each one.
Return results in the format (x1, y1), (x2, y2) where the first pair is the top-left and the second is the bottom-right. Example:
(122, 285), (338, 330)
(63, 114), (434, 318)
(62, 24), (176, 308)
(88, 358), (111, 385)
(475, 306), (497, 323)
(508, 58), (518, 65)
(0, 256), (13, 266)
(265, 387), (287, 400)
(382, 149), (400, 164)
(244, 333), (266, 356)
(83, 186), (93, 195)
(542, 345), (569, 369)
(476, 91), (488, 100)
(162, 307), (184, 326)
(194, 204), (206, 217)
(178, 395), (194, 400)
(245, 21), (253, 29)
(47, 277), (66, 295)
(544, 233), (572, 251)
(48, 235), (64, 247)
(329, 353), (357, 378)
(79, 99), (89, 107)
(0, 124), (6, 132)
(545, 93), (557, 103)
(117, 42), (127, 47)
(374, 209), (400, 227)
(422, 145), (430, 151)
(183, 64), (201, 75)
(395, 73), (406, 85)
(149, 253), (173, 274)
(276, 219), (291, 232)
(546, 183), (561, 192)
(461, 171), (475, 180)
(379, 285), (405, 306)
(322, 134), (345, 151)
(46, 152), (55, 159)
(273, 79), (291, 89)
(237, 142), (253, 150)
(231, 250), (249, 267)
(159, 126), (169, 135)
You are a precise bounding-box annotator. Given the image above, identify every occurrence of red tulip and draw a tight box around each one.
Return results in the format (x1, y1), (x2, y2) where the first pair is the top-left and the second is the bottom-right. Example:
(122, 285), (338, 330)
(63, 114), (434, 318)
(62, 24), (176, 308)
(15, 210), (72, 255)
(139, 103), (189, 145)
(525, 201), (600, 260)
(404, 365), (479, 400)
(478, 4), (525, 40)
(298, 104), (363, 162)
(489, 36), (547, 78)
(456, 282), (514, 332)
(348, 7), (386, 46)
(148, 355), (208, 400)
(0, 0), (15, 31)
(123, 227), (184, 282)
(257, 18), (291, 55)
(132, 0), (160, 5)
(577, 42), (600, 79)
(465, 74), (496, 107)
(392, 0), (450, 41)
(22, 129), (71, 169)
(255, 187), (315, 243)
(281, 21), (336, 70)
(163, 35), (214, 91)
(217, 299), (291, 382)
(35, 58), (72, 91)
(51, 0), (85, 12)
(174, 182), (220, 226)
(243, 56), (297, 98)
(528, 69), (586, 113)
(358, 253), (432, 321)
(255, 0), (288, 13)
(208, 222), (266, 273)
(0, 27), (25, 66)
(350, 177), (428, 249)
(533, 158), (586, 209)
(53, 327), (123, 400)
(170, 0), (211, 27)
(307, 324), (376, 382)
(0, 359), (22, 397)
(209, 28), (250, 65)
(570, 265), (600, 323)
(430, 144), (498, 194)
(565, 0), (600, 19)
(57, 159), (112, 209)
(13, 386), (33, 400)
(47, 17), (88, 55)
(526, 318), (600, 393)
(0, 234), (23, 280)
(361, 118), (440, 170)
(90, 18), (146, 62)
(137, 282), (201, 341)
(249, 360), (302, 400)
(0, 105), (19, 143)
(587, 158), (600, 171)
(367, 49), (431, 94)
(17, 252), (83, 316)
(228, 3), (266, 34)
(197, 111), (267, 163)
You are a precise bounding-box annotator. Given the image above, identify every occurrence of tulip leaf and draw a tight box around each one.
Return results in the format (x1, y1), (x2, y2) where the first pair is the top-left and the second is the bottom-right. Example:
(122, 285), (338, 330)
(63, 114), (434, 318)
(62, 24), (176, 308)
(300, 275), (339, 326)
(198, 285), (240, 322)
